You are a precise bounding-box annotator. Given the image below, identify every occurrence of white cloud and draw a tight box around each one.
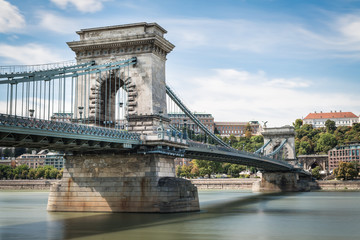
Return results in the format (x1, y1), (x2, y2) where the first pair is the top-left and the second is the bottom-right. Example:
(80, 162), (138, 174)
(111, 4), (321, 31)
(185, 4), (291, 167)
(0, 43), (65, 65)
(265, 78), (310, 88)
(336, 14), (360, 42)
(169, 68), (359, 127)
(39, 12), (80, 34)
(165, 16), (360, 59)
(50, 0), (107, 13)
(0, 0), (25, 33)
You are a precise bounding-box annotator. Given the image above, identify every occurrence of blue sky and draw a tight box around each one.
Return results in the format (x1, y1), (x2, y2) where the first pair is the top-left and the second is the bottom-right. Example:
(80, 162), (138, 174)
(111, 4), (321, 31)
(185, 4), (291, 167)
(1, 0), (360, 127)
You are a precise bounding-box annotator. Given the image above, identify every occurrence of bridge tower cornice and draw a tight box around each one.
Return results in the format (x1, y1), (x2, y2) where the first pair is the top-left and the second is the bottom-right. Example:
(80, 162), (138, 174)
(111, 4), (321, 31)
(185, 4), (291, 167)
(67, 22), (175, 61)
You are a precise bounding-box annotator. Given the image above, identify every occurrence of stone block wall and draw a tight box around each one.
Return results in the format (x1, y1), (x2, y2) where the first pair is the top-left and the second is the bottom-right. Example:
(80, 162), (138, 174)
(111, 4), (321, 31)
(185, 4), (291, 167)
(47, 153), (199, 213)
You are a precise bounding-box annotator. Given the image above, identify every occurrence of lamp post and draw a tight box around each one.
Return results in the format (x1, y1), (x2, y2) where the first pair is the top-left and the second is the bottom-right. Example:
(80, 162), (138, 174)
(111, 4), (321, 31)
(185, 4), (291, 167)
(78, 106), (84, 123)
(29, 109), (35, 118)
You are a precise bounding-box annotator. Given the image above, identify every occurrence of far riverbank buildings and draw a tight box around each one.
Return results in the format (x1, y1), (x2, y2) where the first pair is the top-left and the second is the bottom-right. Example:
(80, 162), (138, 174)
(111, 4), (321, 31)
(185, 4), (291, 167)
(168, 113), (261, 137)
(328, 143), (360, 172)
(303, 111), (359, 128)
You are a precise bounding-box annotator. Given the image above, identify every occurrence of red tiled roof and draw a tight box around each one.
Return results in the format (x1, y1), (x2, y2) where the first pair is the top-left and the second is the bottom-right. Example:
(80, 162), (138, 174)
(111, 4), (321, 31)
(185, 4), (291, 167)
(304, 112), (358, 119)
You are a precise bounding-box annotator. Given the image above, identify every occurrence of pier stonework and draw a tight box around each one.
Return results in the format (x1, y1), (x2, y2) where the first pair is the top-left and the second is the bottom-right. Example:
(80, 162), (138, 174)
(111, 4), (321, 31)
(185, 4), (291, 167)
(47, 154), (199, 212)
(48, 23), (200, 213)
(252, 172), (302, 192)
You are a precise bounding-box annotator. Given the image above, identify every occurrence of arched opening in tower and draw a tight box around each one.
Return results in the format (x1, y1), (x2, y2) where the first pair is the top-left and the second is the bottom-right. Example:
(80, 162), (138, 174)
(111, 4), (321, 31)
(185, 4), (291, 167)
(96, 70), (128, 128)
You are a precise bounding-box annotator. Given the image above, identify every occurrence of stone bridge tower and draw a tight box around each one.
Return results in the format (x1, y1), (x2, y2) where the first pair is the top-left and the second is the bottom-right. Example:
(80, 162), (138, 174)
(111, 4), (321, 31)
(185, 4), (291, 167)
(67, 22), (174, 133)
(262, 126), (296, 160)
(48, 23), (199, 213)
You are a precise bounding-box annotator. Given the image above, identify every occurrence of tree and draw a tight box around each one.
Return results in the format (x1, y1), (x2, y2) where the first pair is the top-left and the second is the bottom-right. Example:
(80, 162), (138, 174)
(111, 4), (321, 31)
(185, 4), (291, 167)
(315, 133), (337, 153)
(325, 119), (336, 133)
(190, 164), (199, 177)
(49, 168), (59, 179)
(293, 119), (303, 129)
(176, 165), (182, 177)
(333, 162), (358, 180)
(35, 167), (45, 179)
(229, 134), (237, 145)
(13, 165), (29, 179)
(0, 165), (12, 179)
(311, 166), (321, 179)
(57, 169), (64, 179)
(227, 164), (246, 178)
(193, 159), (222, 178)
(28, 168), (36, 179)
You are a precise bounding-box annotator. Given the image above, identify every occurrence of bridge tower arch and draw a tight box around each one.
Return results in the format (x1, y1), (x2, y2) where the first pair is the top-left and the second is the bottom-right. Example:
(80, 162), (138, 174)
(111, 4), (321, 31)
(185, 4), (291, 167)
(67, 22), (174, 132)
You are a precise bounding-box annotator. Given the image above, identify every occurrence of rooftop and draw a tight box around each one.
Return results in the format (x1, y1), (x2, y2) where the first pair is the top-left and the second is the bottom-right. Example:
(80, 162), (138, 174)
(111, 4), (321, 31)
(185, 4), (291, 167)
(304, 111), (358, 120)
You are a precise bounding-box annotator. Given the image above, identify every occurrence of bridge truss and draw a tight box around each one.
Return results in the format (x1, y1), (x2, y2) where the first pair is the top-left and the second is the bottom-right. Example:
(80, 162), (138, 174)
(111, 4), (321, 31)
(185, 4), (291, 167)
(0, 58), (141, 151)
(0, 58), (306, 173)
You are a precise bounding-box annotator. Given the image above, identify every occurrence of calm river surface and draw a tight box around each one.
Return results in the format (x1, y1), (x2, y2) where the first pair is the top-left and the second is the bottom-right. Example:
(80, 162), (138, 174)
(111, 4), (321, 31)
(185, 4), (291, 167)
(0, 190), (360, 240)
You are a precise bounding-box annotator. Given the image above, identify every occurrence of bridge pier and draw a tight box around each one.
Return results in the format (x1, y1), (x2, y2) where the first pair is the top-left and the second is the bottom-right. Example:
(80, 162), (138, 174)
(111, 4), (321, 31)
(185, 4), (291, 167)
(47, 153), (199, 213)
(252, 172), (310, 192)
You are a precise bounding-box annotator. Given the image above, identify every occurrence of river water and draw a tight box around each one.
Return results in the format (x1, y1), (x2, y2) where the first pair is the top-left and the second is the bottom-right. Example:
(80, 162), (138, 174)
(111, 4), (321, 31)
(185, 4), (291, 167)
(0, 190), (360, 240)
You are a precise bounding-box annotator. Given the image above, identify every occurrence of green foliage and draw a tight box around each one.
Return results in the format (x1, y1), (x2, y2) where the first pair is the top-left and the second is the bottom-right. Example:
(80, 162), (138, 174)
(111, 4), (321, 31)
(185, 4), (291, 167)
(175, 160), (249, 179)
(223, 163), (246, 178)
(333, 162), (358, 180)
(293, 119), (303, 129)
(0, 164), (62, 180)
(0, 165), (13, 179)
(315, 133), (337, 153)
(325, 120), (336, 133)
(294, 120), (360, 156)
(311, 166), (321, 179)
(193, 159), (223, 178)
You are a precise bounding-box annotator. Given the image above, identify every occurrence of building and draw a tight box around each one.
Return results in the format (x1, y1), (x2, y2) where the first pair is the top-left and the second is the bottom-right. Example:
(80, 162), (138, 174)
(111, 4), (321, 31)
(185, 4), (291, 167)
(168, 113), (214, 134)
(0, 159), (13, 166)
(15, 150), (64, 170)
(214, 121), (261, 137)
(174, 158), (192, 167)
(328, 143), (360, 171)
(303, 111), (359, 128)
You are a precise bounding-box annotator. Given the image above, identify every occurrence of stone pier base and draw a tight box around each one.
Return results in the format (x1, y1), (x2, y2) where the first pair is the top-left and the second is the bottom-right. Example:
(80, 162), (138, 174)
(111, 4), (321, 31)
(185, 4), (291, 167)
(252, 172), (308, 192)
(47, 154), (199, 213)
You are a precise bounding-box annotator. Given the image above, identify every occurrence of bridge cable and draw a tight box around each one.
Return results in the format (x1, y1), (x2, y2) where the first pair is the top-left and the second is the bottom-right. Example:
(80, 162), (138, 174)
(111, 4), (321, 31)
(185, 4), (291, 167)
(165, 85), (231, 148)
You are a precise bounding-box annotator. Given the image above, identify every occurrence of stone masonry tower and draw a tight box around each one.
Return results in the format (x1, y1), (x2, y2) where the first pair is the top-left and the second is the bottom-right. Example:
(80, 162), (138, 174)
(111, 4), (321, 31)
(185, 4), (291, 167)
(67, 22), (174, 132)
(262, 126), (296, 160)
(48, 23), (199, 213)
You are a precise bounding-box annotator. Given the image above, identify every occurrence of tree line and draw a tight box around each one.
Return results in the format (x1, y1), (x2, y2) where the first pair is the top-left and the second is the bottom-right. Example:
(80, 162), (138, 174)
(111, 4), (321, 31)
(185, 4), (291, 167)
(294, 119), (360, 155)
(176, 133), (263, 178)
(0, 164), (63, 180)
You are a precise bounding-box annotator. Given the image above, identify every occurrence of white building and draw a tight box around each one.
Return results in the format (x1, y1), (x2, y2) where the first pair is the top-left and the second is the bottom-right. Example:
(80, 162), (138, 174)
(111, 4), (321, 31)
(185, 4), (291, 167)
(303, 111), (359, 128)
(16, 150), (64, 170)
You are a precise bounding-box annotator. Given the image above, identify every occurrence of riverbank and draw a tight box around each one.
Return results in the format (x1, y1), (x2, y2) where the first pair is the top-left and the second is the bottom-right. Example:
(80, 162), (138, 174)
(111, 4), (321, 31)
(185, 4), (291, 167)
(0, 180), (59, 190)
(191, 178), (258, 190)
(1, 179), (360, 191)
(191, 178), (360, 191)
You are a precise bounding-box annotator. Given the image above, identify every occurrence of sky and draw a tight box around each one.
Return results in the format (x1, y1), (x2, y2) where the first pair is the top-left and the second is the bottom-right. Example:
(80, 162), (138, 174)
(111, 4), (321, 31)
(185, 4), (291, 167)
(0, 0), (360, 127)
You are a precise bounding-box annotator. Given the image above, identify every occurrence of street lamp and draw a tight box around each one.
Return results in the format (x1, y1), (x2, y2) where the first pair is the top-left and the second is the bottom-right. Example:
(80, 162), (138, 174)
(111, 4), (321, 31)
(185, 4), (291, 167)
(78, 106), (84, 123)
(29, 109), (35, 118)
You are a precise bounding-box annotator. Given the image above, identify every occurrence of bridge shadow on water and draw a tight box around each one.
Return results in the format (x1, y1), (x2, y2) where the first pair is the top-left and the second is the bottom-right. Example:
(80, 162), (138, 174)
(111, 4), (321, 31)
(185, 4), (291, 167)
(0, 192), (302, 240)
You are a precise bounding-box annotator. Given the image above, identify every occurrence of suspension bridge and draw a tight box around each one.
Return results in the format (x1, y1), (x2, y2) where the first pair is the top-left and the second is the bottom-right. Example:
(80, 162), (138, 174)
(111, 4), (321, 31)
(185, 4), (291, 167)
(0, 22), (309, 213)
